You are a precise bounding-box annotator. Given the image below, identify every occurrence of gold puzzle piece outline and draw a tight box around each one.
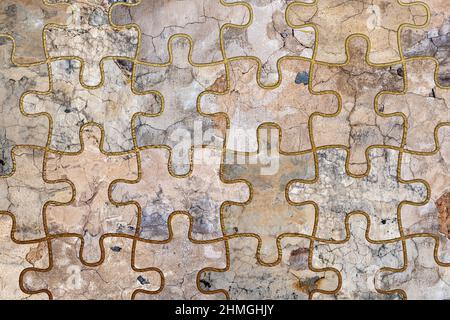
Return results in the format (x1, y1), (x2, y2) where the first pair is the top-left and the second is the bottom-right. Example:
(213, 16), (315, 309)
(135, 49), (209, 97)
(0, 0), (448, 300)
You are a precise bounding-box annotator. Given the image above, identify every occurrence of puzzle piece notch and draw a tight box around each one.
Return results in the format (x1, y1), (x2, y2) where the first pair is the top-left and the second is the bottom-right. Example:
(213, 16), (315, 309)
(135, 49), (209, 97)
(0, 0), (72, 64)
(0, 37), (50, 175)
(134, 36), (227, 175)
(376, 236), (450, 299)
(0, 147), (72, 241)
(22, 235), (161, 299)
(379, 58), (450, 152)
(22, 58), (161, 152)
(111, 0), (249, 64)
(0, 214), (49, 300)
(222, 0), (316, 85)
(133, 213), (226, 300)
(288, 147), (428, 241)
(400, 126), (450, 262)
(287, 0), (429, 64)
(111, 145), (249, 241)
(200, 57), (338, 153)
(44, 125), (139, 264)
(45, 1), (139, 86)
(222, 127), (316, 264)
(200, 235), (339, 299)
(311, 36), (405, 175)
(312, 214), (403, 300)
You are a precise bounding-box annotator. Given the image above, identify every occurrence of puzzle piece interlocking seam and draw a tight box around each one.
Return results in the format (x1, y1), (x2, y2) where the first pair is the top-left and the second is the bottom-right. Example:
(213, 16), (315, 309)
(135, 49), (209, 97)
(286, 0), (430, 64)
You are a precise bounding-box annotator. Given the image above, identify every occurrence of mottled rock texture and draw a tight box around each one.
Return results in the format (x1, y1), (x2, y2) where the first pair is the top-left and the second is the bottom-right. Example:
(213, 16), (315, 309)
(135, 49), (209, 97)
(0, 0), (449, 301)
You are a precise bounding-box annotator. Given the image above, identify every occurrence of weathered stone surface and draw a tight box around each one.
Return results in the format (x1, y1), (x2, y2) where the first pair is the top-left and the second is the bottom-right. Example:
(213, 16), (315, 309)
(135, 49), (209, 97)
(287, 0), (429, 64)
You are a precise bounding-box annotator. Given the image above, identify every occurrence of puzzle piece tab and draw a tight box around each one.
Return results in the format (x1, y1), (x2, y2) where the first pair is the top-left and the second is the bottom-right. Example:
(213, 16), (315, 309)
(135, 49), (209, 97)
(310, 36), (404, 174)
(0, 38), (50, 175)
(0, 0), (71, 64)
(134, 37), (227, 175)
(376, 236), (450, 299)
(44, 126), (139, 263)
(45, 1), (139, 86)
(0, 147), (72, 241)
(22, 235), (161, 299)
(0, 214), (48, 300)
(287, 0), (429, 64)
(222, 0), (315, 85)
(200, 236), (339, 299)
(288, 147), (428, 241)
(111, 0), (249, 63)
(133, 214), (226, 300)
(23, 58), (160, 152)
(222, 127), (316, 264)
(200, 57), (338, 153)
(111, 146), (249, 241)
(379, 58), (450, 152)
(400, 0), (450, 86)
(312, 214), (403, 300)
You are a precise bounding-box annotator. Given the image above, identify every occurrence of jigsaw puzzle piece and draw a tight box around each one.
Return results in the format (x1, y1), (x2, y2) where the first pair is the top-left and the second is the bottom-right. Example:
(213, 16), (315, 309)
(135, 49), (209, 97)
(0, 37), (50, 175)
(0, 147), (72, 241)
(200, 236), (339, 299)
(288, 147), (428, 242)
(44, 126), (139, 264)
(379, 58), (449, 152)
(111, 0), (249, 63)
(134, 37), (227, 175)
(22, 235), (161, 299)
(400, 126), (450, 262)
(376, 236), (450, 299)
(312, 214), (403, 300)
(310, 36), (404, 175)
(111, 146), (249, 241)
(133, 213), (227, 300)
(221, 127), (316, 264)
(400, 0), (450, 86)
(0, 214), (49, 299)
(222, 0), (315, 85)
(22, 58), (160, 152)
(0, 0), (71, 64)
(287, 0), (429, 64)
(44, 1), (139, 86)
(200, 57), (338, 153)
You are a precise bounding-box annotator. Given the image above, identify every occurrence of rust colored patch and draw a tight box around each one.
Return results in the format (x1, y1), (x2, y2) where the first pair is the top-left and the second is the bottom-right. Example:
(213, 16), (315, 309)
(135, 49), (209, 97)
(437, 192), (450, 238)
(25, 241), (47, 266)
(207, 75), (227, 93)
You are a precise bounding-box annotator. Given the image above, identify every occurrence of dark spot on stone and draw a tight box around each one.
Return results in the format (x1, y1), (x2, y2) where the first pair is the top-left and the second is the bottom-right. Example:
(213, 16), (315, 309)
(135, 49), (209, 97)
(233, 227), (238, 233)
(110, 246), (122, 252)
(0, 159), (5, 166)
(5, 4), (17, 17)
(115, 59), (133, 73)
(397, 67), (404, 78)
(137, 275), (150, 285)
(430, 88), (436, 98)
(199, 279), (211, 289)
(381, 219), (387, 225)
(64, 108), (71, 113)
(295, 72), (309, 85)
(280, 32), (289, 39)
(290, 247), (309, 256)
